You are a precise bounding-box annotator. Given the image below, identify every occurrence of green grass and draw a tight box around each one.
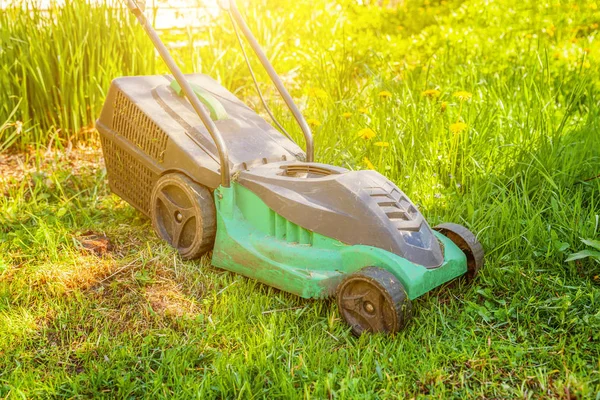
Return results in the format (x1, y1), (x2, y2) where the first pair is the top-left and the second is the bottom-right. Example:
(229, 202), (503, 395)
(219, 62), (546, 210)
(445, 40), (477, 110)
(1, 0), (600, 397)
(0, 0), (156, 148)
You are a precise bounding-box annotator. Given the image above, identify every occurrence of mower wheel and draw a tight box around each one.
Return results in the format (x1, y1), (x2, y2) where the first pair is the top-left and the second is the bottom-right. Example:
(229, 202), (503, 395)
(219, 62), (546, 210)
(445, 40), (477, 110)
(433, 223), (484, 280)
(336, 267), (412, 336)
(151, 173), (216, 260)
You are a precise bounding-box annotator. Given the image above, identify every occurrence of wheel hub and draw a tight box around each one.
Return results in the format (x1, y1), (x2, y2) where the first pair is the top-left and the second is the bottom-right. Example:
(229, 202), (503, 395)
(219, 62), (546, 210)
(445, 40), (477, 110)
(175, 210), (183, 223)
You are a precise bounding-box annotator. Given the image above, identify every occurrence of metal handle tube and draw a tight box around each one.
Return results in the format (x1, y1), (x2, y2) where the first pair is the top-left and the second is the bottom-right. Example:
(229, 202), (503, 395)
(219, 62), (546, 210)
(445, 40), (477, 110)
(227, 0), (314, 162)
(126, 0), (231, 187)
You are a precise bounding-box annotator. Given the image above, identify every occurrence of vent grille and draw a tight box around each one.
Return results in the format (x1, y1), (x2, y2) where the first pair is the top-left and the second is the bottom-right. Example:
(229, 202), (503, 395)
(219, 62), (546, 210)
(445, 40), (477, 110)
(101, 135), (156, 215)
(366, 184), (420, 231)
(270, 211), (313, 245)
(112, 91), (168, 162)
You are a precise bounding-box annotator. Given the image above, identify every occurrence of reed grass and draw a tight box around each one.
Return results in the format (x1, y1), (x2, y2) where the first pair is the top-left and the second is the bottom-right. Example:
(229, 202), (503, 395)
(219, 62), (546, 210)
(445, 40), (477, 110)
(0, 0), (157, 148)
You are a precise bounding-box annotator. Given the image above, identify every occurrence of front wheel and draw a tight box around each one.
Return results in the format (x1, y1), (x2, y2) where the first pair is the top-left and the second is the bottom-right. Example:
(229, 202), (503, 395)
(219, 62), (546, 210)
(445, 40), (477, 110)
(336, 267), (412, 336)
(433, 223), (484, 280)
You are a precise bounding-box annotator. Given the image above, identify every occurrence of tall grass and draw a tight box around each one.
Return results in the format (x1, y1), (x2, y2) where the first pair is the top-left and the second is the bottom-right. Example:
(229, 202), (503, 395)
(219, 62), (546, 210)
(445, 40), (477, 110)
(0, 0), (468, 150)
(0, 0), (156, 148)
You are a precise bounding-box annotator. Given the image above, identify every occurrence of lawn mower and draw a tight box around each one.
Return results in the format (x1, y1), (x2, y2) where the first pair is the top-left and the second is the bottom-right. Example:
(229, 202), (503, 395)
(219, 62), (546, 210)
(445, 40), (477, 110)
(96, 0), (484, 335)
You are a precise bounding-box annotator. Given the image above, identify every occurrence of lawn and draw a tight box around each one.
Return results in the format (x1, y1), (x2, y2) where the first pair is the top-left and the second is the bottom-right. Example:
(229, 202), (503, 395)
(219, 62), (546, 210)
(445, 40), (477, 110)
(1, 0), (600, 398)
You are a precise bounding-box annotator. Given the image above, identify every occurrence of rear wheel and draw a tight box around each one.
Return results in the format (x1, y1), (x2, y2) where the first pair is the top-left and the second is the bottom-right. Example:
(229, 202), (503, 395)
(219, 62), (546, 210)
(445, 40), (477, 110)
(150, 173), (216, 260)
(433, 223), (484, 280)
(337, 267), (412, 336)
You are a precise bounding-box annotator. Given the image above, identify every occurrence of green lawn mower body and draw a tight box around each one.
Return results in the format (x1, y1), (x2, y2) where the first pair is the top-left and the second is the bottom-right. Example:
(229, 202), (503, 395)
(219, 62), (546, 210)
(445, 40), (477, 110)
(213, 181), (469, 301)
(96, 0), (484, 335)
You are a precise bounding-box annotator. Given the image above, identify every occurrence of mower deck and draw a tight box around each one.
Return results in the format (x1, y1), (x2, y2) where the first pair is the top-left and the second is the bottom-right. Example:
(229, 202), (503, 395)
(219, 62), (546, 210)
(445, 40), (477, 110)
(212, 182), (467, 299)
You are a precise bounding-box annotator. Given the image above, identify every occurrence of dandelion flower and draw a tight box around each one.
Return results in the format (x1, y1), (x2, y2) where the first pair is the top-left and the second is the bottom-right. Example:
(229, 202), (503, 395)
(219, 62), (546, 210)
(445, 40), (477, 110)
(421, 89), (441, 99)
(305, 87), (327, 99)
(342, 112), (353, 119)
(440, 101), (448, 112)
(358, 107), (369, 115)
(583, 61), (591, 69)
(453, 91), (472, 101)
(378, 90), (392, 99)
(544, 24), (556, 37)
(363, 157), (375, 170)
(450, 122), (468, 134)
(307, 118), (321, 127)
(358, 128), (376, 140)
(374, 141), (390, 147)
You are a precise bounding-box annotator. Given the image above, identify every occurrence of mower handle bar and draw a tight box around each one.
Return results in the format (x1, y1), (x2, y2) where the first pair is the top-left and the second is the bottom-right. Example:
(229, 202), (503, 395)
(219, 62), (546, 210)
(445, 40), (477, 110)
(225, 0), (314, 164)
(124, 0), (314, 188)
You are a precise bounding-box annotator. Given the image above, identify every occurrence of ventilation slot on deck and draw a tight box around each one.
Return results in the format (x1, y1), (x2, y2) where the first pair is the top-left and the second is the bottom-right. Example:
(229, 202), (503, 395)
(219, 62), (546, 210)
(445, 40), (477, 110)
(367, 186), (420, 231)
(269, 211), (313, 245)
(112, 91), (169, 162)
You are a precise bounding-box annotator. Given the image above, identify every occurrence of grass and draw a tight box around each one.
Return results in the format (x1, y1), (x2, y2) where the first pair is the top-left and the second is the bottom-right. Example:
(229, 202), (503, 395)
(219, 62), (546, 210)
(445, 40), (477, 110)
(1, 0), (600, 397)
(0, 0), (156, 147)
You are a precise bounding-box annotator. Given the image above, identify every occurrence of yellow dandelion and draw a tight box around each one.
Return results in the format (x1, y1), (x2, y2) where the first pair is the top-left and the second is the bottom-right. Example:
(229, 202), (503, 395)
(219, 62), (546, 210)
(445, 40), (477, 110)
(305, 87), (327, 99)
(440, 101), (448, 113)
(374, 141), (390, 147)
(307, 118), (321, 127)
(421, 89), (441, 99)
(583, 61), (591, 69)
(342, 112), (353, 119)
(357, 128), (376, 140)
(453, 91), (473, 102)
(358, 107), (369, 115)
(378, 90), (392, 99)
(450, 122), (468, 135)
(363, 157), (375, 170)
(545, 24), (556, 37)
